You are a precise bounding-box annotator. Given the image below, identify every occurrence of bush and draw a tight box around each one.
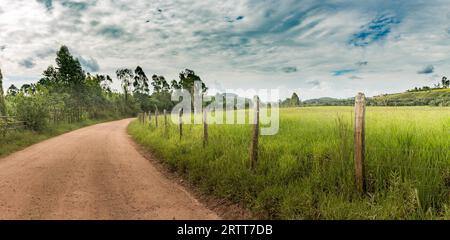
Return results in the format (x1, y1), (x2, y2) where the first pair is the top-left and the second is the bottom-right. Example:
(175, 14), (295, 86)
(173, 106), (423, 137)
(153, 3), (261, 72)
(8, 92), (50, 131)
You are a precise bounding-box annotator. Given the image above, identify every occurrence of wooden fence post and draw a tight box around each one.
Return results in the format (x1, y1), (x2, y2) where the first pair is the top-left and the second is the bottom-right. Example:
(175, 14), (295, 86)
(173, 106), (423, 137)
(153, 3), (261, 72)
(163, 109), (168, 137)
(354, 92), (366, 193)
(155, 106), (159, 128)
(203, 109), (208, 147)
(250, 96), (260, 170)
(179, 109), (183, 140)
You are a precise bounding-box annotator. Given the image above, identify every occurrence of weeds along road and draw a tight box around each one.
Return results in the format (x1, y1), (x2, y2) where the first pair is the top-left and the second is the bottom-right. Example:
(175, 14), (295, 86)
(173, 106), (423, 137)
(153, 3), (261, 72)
(0, 119), (219, 220)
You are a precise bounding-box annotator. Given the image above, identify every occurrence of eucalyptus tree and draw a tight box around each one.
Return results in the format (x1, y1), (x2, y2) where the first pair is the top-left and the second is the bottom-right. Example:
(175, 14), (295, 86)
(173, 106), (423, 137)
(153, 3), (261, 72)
(151, 74), (170, 93)
(442, 76), (449, 88)
(134, 66), (150, 95)
(7, 84), (19, 96)
(116, 68), (134, 102)
(170, 69), (208, 112)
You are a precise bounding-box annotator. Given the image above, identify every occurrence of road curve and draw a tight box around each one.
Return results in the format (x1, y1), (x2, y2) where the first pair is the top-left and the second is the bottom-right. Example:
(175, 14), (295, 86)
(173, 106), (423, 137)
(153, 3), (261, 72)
(0, 119), (219, 220)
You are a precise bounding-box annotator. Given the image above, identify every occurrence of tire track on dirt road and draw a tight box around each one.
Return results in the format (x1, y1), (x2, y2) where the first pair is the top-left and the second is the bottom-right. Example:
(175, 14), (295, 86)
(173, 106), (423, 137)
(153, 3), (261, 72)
(0, 119), (219, 220)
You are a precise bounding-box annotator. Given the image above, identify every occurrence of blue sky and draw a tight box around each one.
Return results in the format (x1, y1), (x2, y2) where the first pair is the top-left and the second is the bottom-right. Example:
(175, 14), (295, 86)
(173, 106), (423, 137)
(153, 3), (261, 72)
(0, 0), (449, 100)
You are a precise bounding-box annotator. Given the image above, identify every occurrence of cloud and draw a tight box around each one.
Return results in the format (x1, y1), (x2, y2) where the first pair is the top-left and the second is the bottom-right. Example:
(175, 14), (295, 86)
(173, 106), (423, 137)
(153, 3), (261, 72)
(282, 67), (297, 73)
(417, 65), (434, 74)
(225, 15), (245, 23)
(78, 56), (100, 72)
(35, 48), (55, 59)
(60, 0), (89, 12)
(349, 14), (400, 47)
(36, 0), (52, 11)
(333, 69), (356, 76)
(98, 25), (127, 39)
(19, 58), (36, 69)
(0, 45), (5, 51)
(356, 61), (368, 66)
(349, 75), (363, 80)
(307, 80), (321, 87)
(1, 0), (450, 100)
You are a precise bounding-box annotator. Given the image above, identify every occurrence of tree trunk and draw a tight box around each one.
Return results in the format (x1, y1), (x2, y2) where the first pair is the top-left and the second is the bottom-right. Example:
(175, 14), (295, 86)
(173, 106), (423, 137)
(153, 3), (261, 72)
(0, 68), (7, 116)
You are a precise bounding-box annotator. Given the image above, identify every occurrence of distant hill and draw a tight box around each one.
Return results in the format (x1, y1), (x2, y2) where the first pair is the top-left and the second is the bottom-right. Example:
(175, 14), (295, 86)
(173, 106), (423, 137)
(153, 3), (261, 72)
(301, 88), (450, 107)
(370, 88), (450, 106)
(303, 97), (354, 106)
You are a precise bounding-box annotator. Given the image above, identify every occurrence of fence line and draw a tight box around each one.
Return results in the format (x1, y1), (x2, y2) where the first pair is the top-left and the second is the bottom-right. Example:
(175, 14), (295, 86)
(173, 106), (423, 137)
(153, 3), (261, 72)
(136, 92), (449, 194)
(0, 116), (26, 136)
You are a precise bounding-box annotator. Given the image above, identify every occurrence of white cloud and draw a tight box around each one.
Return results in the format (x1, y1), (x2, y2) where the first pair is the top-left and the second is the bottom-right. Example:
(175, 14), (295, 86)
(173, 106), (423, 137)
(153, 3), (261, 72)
(0, 0), (449, 100)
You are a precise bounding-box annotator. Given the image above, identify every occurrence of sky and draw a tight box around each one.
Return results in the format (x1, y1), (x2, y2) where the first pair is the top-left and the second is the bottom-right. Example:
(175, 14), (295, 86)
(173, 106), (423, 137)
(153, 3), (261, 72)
(0, 0), (450, 100)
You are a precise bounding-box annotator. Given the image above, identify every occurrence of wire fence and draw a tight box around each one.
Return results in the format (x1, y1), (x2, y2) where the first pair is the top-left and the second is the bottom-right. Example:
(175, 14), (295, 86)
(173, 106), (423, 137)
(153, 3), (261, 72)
(137, 93), (450, 194)
(0, 116), (26, 137)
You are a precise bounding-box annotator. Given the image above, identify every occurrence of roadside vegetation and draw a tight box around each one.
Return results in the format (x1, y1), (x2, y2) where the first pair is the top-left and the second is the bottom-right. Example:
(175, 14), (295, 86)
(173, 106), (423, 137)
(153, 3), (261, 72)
(0, 45), (207, 157)
(0, 119), (110, 157)
(129, 106), (450, 219)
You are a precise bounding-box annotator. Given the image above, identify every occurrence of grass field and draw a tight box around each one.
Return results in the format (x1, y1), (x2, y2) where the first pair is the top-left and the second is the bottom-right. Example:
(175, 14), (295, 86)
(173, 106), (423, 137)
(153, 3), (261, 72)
(0, 118), (118, 157)
(128, 107), (450, 219)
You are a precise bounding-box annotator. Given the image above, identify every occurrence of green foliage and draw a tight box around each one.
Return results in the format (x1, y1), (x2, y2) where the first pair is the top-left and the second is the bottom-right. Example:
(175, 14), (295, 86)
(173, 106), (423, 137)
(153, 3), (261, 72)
(0, 68), (6, 116)
(7, 84), (19, 96)
(280, 92), (301, 107)
(371, 88), (450, 107)
(116, 68), (134, 102)
(129, 107), (450, 219)
(0, 118), (114, 157)
(175, 69), (208, 94)
(442, 76), (449, 88)
(297, 89), (450, 107)
(302, 97), (354, 106)
(7, 91), (49, 131)
(134, 66), (150, 94)
(5, 45), (139, 132)
(151, 74), (169, 93)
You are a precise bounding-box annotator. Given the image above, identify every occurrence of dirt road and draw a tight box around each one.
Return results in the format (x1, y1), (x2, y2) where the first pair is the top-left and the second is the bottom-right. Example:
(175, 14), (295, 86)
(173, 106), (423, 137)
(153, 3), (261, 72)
(0, 119), (219, 220)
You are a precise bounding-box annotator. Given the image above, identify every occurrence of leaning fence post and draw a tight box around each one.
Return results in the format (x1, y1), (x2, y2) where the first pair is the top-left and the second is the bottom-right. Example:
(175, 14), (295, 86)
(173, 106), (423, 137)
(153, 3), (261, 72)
(354, 92), (366, 193)
(179, 109), (183, 140)
(203, 109), (208, 147)
(250, 96), (260, 170)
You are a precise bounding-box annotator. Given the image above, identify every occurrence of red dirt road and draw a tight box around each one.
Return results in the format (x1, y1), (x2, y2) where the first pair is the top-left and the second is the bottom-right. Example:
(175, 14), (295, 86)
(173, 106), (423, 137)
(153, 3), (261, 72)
(0, 119), (219, 220)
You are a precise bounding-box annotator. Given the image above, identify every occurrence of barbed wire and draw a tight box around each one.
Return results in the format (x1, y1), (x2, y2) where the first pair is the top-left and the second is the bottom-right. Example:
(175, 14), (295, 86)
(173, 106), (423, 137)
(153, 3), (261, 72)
(366, 163), (448, 171)
(365, 147), (450, 153)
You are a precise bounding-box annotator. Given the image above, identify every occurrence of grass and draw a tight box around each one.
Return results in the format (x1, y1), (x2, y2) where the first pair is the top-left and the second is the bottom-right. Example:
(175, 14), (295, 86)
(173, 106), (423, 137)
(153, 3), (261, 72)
(0, 118), (118, 157)
(372, 88), (450, 106)
(128, 106), (450, 219)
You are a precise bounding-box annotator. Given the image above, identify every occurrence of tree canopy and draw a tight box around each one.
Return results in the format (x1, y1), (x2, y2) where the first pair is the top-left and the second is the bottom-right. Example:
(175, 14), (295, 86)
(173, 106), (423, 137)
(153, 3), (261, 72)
(4, 45), (211, 129)
(0, 68), (6, 116)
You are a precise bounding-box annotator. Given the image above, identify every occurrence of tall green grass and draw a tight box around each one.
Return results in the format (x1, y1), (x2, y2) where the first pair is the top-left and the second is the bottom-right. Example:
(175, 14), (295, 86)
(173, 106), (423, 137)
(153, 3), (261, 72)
(128, 107), (450, 219)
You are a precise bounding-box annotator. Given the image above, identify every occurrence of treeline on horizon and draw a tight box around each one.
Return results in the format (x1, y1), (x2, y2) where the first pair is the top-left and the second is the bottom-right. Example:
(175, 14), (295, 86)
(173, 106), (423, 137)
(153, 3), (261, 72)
(1, 44), (448, 132)
(0, 45), (208, 131)
(280, 77), (450, 107)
